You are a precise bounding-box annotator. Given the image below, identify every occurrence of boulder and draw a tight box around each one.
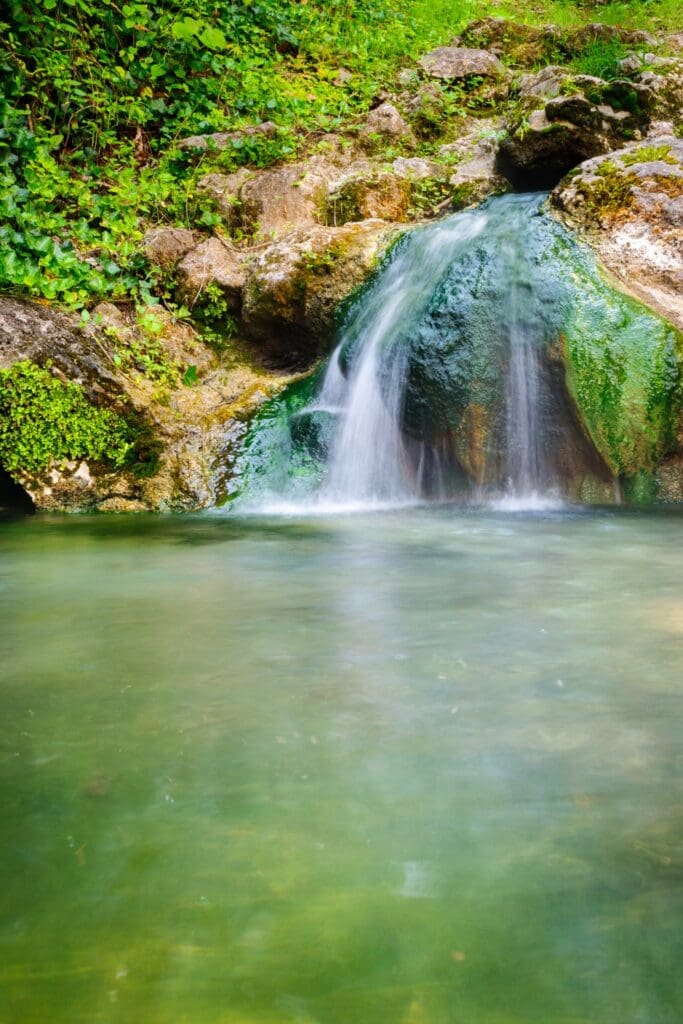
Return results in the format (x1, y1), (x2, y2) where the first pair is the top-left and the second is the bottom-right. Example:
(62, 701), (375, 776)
(551, 135), (683, 330)
(241, 220), (398, 366)
(143, 227), (202, 270)
(440, 120), (510, 204)
(196, 168), (252, 223)
(419, 46), (506, 81)
(0, 297), (292, 512)
(325, 173), (412, 224)
(176, 237), (246, 310)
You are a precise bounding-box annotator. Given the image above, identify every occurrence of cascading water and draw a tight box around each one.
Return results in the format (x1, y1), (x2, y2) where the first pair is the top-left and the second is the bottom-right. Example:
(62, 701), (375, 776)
(231, 191), (678, 513)
(315, 211), (487, 507)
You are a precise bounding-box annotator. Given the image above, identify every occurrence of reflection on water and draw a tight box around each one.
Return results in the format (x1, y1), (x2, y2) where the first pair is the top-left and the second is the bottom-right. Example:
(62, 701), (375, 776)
(1, 507), (683, 1023)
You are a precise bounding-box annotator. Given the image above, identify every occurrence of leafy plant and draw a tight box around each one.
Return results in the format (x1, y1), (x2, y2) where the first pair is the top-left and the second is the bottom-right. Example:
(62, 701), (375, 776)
(0, 361), (136, 473)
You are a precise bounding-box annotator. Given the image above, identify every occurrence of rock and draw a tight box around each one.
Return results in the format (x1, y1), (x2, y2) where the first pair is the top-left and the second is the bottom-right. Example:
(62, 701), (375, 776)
(457, 17), (547, 58)
(419, 46), (506, 81)
(178, 121), (277, 151)
(325, 173), (412, 224)
(440, 120), (510, 204)
(0, 296), (294, 512)
(239, 160), (331, 241)
(498, 73), (650, 189)
(518, 66), (567, 102)
(403, 83), (447, 137)
(397, 68), (421, 90)
(143, 227), (202, 270)
(360, 103), (415, 146)
(196, 168), (252, 223)
(564, 23), (656, 55)
(176, 237), (246, 310)
(333, 68), (353, 87)
(551, 135), (683, 330)
(392, 157), (443, 179)
(241, 220), (398, 366)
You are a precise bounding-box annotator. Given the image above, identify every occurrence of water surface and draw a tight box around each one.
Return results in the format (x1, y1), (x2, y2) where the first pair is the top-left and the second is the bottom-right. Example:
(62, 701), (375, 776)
(1, 507), (683, 1023)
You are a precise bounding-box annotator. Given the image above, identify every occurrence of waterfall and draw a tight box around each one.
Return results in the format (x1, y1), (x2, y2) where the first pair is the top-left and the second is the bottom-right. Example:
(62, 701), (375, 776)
(318, 211), (487, 508)
(235, 193), (618, 513)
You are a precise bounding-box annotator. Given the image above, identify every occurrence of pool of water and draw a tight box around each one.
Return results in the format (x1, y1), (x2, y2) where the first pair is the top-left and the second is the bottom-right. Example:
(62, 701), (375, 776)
(1, 506), (682, 1024)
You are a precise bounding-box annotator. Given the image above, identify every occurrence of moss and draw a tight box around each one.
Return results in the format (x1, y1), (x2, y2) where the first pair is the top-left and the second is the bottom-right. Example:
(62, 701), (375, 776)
(578, 166), (637, 219)
(620, 144), (676, 166)
(622, 470), (660, 504)
(0, 361), (137, 474)
(560, 244), (682, 476)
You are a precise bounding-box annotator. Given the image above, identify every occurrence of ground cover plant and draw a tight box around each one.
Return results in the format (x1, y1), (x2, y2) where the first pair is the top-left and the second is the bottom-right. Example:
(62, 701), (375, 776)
(1, 0), (681, 310)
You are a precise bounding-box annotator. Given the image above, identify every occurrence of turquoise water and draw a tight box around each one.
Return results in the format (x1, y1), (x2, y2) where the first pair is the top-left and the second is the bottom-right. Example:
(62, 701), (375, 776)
(1, 507), (683, 1023)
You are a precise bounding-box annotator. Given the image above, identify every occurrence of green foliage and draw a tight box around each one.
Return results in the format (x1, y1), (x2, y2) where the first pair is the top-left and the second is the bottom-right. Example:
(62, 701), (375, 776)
(568, 37), (631, 79)
(108, 306), (182, 391)
(0, 0), (681, 310)
(0, 361), (135, 473)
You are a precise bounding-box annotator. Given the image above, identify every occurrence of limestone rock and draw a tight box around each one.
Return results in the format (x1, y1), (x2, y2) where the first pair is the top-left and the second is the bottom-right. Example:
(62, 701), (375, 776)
(143, 227), (202, 270)
(241, 220), (398, 366)
(239, 160), (330, 241)
(326, 173), (412, 224)
(176, 237), (246, 310)
(0, 297), (292, 512)
(440, 120), (510, 204)
(196, 168), (252, 223)
(178, 121), (277, 151)
(361, 103), (414, 146)
(498, 73), (650, 189)
(518, 66), (567, 102)
(392, 157), (443, 179)
(419, 46), (506, 81)
(551, 135), (683, 330)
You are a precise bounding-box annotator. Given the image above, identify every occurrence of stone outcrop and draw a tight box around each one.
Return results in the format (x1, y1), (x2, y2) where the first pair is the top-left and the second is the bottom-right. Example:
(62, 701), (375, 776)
(551, 135), (683, 330)
(241, 220), (398, 366)
(0, 297), (293, 512)
(143, 227), (202, 270)
(178, 121), (277, 151)
(176, 237), (246, 311)
(499, 72), (651, 188)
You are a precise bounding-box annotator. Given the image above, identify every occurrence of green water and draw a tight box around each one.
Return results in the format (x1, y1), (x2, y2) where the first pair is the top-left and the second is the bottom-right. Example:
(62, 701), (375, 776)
(1, 508), (683, 1024)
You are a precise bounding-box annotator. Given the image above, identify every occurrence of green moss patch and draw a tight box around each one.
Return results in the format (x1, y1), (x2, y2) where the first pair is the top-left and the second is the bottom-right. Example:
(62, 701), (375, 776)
(0, 361), (136, 474)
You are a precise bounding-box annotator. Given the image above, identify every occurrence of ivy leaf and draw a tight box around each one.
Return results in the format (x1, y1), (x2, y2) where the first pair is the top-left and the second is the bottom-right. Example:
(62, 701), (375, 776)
(171, 17), (202, 42)
(199, 26), (227, 50)
(182, 364), (199, 387)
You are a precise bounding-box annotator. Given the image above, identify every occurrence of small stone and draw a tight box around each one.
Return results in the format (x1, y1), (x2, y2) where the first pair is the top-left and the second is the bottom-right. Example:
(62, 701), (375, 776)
(419, 46), (506, 80)
(143, 227), (201, 270)
(361, 102), (414, 141)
